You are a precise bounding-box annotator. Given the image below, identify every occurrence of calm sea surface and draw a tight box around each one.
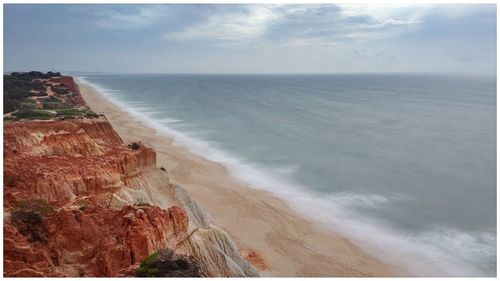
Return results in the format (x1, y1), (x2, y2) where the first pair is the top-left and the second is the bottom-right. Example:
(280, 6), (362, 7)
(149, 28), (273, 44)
(79, 74), (496, 276)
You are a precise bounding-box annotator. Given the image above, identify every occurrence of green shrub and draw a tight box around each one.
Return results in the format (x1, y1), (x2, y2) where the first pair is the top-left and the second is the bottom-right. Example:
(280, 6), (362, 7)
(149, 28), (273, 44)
(42, 102), (66, 109)
(78, 204), (87, 211)
(44, 96), (61, 103)
(51, 85), (70, 95)
(4, 98), (20, 113)
(12, 109), (55, 120)
(31, 80), (45, 91)
(54, 108), (98, 118)
(84, 111), (100, 119)
(16, 198), (54, 216)
(4, 72), (61, 112)
(3, 116), (16, 122)
(11, 199), (53, 243)
(135, 202), (151, 207)
(136, 249), (202, 277)
(11, 210), (42, 225)
(77, 199), (87, 211)
(128, 142), (140, 150)
(136, 251), (160, 277)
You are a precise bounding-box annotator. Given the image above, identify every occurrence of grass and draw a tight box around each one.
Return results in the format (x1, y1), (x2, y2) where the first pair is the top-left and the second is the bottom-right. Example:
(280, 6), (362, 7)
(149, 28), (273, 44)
(40, 96), (65, 109)
(55, 108), (99, 118)
(11, 109), (56, 120)
(6, 107), (100, 121)
(42, 101), (68, 109)
(55, 108), (85, 116)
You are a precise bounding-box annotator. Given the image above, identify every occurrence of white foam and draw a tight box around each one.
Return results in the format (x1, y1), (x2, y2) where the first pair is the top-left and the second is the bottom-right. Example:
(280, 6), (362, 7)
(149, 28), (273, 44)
(293, 194), (496, 277)
(327, 192), (392, 208)
(77, 76), (496, 277)
(160, 118), (183, 124)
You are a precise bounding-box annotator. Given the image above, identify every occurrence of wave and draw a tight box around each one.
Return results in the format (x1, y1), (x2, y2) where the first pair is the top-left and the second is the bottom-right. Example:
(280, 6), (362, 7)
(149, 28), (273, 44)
(297, 194), (496, 277)
(326, 192), (407, 209)
(77, 76), (496, 277)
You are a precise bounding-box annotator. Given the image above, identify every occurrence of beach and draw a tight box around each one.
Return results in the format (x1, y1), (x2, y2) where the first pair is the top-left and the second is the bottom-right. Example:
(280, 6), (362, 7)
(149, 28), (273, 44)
(76, 79), (404, 277)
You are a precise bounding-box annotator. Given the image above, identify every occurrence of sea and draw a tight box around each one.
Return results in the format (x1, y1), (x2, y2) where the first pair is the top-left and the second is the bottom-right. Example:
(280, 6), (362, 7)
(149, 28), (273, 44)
(77, 73), (496, 277)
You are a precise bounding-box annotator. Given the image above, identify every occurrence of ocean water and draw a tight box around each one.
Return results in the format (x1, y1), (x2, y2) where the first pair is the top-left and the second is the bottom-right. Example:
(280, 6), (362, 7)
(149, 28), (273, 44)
(78, 74), (496, 277)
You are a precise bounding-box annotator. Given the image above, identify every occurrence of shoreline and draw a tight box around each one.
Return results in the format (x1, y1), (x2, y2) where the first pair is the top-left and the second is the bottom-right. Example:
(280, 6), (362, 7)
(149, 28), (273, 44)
(76, 78), (405, 276)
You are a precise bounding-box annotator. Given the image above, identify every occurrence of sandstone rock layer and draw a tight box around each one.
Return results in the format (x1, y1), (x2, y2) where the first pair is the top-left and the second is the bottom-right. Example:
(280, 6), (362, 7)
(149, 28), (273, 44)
(4, 114), (258, 276)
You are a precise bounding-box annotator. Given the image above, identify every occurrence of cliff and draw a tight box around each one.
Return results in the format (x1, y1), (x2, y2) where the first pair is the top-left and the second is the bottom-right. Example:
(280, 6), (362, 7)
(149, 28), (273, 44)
(3, 73), (259, 277)
(5, 204), (189, 277)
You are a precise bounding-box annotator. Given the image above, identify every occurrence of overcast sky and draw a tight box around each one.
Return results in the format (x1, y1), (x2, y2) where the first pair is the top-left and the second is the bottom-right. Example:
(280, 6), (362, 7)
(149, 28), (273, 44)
(4, 4), (497, 74)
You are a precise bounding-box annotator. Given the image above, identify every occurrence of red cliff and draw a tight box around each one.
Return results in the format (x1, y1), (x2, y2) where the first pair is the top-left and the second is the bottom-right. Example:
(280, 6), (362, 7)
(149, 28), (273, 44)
(49, 76), (78, 94)
(4, 119), (155, 209)
(4, 203), (189, 277)
(48, 76), (86, 105)
(3, 77), (259, 277)
(3, 118), (187, 277)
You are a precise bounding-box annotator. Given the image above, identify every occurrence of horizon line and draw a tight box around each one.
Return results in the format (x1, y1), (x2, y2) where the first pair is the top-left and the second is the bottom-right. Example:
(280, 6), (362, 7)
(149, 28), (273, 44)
(4, 70), (497, 76)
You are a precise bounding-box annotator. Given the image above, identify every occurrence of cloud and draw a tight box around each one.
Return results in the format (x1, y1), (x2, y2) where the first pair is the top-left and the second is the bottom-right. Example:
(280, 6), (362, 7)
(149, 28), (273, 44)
(269, 5), (425, 44)
(88, 5), (168, 30)
(165, 4), (428, 47)
(167, 5), (280, 42)
(338, 4), (428, 23)
(282, 37), (341, 47)
(4, 4), (495, 73)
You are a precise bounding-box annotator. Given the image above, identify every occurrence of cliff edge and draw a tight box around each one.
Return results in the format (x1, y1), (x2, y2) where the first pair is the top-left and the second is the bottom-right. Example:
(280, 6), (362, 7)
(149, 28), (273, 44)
(3, 72), (259, 277)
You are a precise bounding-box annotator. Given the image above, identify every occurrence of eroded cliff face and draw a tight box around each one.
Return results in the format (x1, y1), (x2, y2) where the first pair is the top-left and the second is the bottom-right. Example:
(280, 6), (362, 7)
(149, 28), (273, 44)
(4, 119), (155, 209)
(5, 203), (188, 277)
(4, 117), (259, 277)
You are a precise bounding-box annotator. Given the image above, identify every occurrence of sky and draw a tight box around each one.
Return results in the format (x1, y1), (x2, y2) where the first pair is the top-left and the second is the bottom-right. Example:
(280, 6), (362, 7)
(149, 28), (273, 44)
(3, 4), (497, 74)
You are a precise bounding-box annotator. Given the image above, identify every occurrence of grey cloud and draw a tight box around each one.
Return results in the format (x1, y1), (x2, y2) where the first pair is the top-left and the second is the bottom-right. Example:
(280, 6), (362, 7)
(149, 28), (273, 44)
(82, 5), (170, 30)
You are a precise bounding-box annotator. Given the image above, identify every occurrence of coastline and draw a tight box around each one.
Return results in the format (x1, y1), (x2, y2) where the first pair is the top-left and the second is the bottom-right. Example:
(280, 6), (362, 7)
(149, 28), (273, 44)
(76, 78), (405, 277)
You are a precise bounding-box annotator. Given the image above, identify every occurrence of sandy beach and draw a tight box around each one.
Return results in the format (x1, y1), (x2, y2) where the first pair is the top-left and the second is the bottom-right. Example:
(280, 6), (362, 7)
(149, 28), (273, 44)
(77, 79), (405, 277)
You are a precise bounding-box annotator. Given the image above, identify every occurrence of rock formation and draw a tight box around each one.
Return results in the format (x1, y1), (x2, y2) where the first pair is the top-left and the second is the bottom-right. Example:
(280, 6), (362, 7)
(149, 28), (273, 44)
(3, 77), (259, 277)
